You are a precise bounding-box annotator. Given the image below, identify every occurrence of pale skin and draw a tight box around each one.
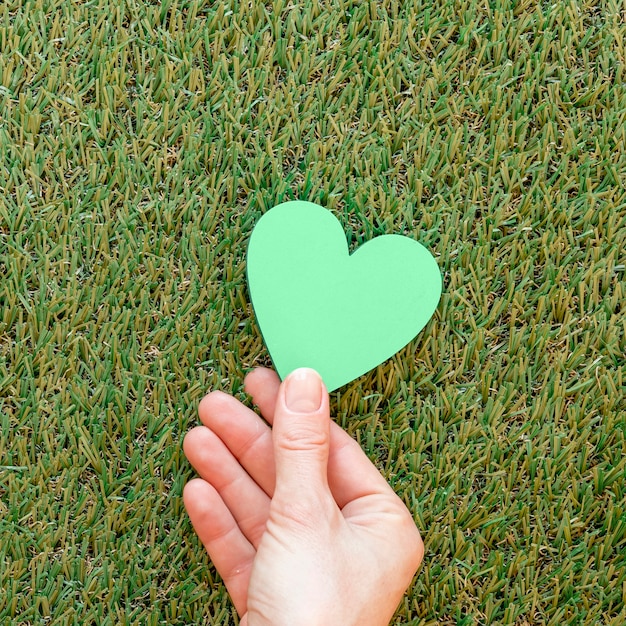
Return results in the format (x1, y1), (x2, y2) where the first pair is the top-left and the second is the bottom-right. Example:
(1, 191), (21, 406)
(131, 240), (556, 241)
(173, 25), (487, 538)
(183, 367), (424, 626)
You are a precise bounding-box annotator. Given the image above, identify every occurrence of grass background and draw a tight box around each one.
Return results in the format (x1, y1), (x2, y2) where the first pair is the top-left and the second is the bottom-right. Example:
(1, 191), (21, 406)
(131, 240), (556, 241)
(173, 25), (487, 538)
(1, 0), (625, 624)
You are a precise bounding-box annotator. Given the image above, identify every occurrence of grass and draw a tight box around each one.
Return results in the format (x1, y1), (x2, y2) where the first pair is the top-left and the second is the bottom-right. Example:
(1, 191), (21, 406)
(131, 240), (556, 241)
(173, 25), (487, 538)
(0, 0), (625, 623)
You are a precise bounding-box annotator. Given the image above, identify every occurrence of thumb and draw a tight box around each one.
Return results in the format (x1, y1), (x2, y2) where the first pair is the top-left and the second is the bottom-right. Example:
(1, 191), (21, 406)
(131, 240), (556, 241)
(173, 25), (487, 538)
(272, 368), (331, 497)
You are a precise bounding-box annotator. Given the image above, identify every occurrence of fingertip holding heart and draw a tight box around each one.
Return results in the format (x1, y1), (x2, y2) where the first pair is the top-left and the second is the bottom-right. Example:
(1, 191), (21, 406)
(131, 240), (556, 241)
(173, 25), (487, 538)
(246, 201), (442, 392)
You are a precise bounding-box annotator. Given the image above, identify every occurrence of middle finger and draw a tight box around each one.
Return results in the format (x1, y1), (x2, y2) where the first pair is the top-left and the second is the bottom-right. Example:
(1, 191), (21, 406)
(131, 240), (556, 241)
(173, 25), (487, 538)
(197, 390), (276, 496)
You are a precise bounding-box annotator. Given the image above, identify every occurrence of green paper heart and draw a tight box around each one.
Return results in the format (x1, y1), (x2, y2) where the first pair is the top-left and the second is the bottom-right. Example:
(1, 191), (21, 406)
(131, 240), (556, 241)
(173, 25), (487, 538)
(246, 201), (442, 392)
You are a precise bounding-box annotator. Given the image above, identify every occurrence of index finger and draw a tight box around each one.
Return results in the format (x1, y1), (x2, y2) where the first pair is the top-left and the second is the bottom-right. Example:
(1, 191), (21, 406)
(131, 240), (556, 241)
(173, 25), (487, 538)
(244, 368), (393, 508)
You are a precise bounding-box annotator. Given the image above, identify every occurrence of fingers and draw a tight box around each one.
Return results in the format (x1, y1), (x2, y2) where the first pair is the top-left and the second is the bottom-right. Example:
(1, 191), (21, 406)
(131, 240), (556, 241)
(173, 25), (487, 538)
(183, 426), (270, 547)
(183, 479), (255, 616)
(326, 429), (392, 507)
(198, 391), (276, 496)
(244, 367), (281, 420)
(197, 367), (392, 513)
(246, 368), (391, 508)
(271, 368), (331, 499)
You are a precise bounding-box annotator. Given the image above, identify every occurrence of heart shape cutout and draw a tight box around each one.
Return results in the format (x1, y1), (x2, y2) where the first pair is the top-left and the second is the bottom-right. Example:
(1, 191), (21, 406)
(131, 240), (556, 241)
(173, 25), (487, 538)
(246, 201), (442, 391)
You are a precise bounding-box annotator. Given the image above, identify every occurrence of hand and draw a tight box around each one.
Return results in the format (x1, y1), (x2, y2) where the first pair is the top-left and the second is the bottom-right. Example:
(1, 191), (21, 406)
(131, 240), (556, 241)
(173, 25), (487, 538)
(183, 367), (424, 626)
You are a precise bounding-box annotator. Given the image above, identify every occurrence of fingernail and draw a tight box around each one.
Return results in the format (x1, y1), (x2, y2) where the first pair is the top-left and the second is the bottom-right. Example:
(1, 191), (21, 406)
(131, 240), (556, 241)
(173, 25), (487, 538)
(285, 368), (323, 413)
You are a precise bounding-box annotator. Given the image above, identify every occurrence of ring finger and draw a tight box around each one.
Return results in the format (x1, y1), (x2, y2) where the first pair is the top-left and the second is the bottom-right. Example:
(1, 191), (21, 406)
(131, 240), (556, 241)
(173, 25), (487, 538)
(183, 425), (270, 548)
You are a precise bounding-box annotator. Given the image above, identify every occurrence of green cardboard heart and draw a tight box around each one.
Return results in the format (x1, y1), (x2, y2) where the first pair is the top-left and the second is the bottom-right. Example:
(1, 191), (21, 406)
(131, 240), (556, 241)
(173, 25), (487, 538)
(246, 201), (442, 392)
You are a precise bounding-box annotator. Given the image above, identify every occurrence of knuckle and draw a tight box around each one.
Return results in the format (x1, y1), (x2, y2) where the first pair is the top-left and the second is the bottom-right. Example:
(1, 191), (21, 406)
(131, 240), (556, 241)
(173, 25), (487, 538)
(276, 422), (330, 453)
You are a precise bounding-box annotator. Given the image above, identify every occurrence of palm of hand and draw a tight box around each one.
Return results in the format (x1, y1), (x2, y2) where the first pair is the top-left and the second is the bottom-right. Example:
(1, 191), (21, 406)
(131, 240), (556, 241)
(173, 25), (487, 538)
(183, 368), (423, 626)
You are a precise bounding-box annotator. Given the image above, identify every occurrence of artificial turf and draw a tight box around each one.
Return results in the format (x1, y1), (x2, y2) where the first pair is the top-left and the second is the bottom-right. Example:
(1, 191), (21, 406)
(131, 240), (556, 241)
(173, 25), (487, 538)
(1, 0), (625, 624)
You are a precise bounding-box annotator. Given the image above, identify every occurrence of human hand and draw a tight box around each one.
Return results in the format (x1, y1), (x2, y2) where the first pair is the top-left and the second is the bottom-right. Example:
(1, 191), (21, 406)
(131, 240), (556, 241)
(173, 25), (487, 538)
(183, 367), (424, 626)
